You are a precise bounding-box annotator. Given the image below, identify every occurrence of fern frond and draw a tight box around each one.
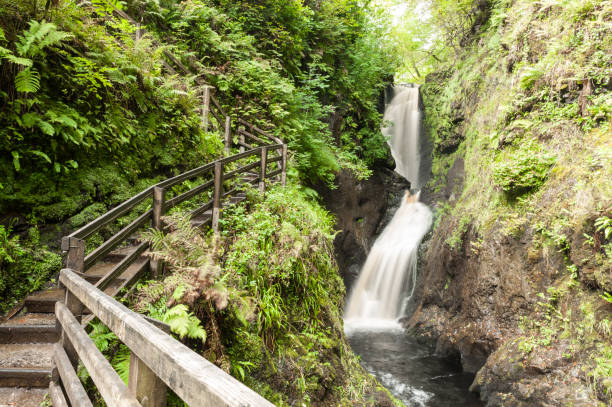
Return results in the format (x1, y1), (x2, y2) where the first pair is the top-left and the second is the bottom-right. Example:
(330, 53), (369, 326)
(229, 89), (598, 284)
(15, 68), (40, 93)
(111, 346), (131, 384)
(4, 54), (33, 67)
(16, 21), (72, 58)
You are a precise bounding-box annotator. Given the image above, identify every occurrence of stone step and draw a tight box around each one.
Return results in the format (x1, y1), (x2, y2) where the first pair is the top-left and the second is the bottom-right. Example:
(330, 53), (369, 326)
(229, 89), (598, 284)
(0, 344), (54, 369)
(0, 368), (52, 388)
(0, 325), (59, 344)
(24, 289), (65, 314)
(0, 387), (48, 407)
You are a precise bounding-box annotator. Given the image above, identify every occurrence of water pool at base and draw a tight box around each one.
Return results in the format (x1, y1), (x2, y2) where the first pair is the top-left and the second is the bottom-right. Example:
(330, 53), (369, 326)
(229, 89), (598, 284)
(347, 327), (483, 407)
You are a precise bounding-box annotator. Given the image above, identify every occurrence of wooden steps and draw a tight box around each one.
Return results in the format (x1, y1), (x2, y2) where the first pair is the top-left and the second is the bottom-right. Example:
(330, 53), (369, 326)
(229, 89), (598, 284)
(0, 387), (48, 407)
(0, 344), (54, 388)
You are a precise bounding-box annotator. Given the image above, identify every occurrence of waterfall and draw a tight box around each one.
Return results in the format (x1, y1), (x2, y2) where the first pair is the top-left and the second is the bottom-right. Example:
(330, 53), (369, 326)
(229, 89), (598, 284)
(344, 85), (432, 330)
(344, 192), (432, 328)
(382, 85), (424, 189)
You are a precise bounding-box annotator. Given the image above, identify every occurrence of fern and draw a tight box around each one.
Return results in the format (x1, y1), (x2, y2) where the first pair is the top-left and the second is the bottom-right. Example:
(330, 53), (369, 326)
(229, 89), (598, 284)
(111, 346), (131, 384)
(16, 21), (72, 58)
(163, 304), (207, 343)
(15, 68), (40, 93)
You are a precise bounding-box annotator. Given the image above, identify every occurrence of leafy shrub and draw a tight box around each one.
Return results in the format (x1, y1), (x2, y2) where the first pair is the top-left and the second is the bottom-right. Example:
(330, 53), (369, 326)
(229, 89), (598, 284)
(0, 224), (61, 313)
(493, 143), (556, 197)
(131, 185), (388, 404)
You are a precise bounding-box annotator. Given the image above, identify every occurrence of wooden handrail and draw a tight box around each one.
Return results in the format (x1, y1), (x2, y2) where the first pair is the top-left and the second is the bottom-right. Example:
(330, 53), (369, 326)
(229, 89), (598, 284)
(56, 300), (141, 406)
(57, 269), (275, 407)
(59, 8), (290, 404)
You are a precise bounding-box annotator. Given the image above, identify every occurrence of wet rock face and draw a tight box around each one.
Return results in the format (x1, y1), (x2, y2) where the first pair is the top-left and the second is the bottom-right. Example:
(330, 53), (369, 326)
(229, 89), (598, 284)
(471, 339), (594, 407)
(317, 168), (409, 291)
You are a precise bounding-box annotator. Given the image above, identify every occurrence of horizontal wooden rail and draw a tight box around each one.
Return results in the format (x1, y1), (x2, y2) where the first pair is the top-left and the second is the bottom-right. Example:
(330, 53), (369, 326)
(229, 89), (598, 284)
(56, 300), (141, 406)
(165, 179), (214, 209)
(53, 343), (93, 407)
(95, 242), (149, 291)
(84, 210), (152, 270)
(68, 188), (153, 240)
(210, 95), (227, 117)
(157, 162), (215, 189)
(59, 269), (275, 407)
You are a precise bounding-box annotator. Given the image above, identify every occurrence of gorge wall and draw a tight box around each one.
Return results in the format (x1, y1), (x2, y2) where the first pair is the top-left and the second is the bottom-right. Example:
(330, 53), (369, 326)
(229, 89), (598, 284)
(407, 1), (612, 406)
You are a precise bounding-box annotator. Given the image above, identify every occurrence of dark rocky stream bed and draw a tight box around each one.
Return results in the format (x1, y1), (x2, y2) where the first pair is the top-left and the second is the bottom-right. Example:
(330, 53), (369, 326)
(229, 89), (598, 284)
(347, 327), (483, 406)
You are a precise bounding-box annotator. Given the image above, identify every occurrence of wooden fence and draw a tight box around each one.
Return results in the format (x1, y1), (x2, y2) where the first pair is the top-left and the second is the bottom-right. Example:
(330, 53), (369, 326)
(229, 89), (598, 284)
(54, 141), (287, 406)
(50, 6), (288, 405)
(50, 269), (275, 407)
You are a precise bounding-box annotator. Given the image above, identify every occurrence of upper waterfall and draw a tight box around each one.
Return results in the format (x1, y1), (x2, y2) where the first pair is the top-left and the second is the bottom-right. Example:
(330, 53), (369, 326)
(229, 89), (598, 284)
(382, 86), (425, 188)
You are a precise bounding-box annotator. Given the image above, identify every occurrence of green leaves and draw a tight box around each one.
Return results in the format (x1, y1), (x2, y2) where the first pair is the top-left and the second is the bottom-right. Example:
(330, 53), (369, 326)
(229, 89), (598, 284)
(15, 21), (72, 58)
(595, 216), (612, 240)
(493, 142), (557, 198)
(15, 68), (40, 93)
(163, 304), (207, 343)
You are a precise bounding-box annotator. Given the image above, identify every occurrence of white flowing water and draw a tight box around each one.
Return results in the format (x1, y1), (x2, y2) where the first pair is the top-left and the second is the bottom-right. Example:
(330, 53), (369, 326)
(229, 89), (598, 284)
(343, 86), (481, 405)
(344, 194), (432, 329)
(382, 86), (423, 188)
(344, 85), (432, 328)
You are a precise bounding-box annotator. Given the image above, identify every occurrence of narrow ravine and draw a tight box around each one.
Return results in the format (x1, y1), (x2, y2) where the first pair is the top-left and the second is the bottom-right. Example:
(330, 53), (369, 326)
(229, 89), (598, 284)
(344, 85), (481, 406)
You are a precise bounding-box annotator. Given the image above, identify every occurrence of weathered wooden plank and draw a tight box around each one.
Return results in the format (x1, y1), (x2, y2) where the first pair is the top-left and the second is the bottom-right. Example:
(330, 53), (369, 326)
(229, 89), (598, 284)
(55, 301), (141, 407)
(152, 187), (165, 231)
(69, 188), (153, 240)
(266, 169), (283, 179)
(64, 237), (85, 273)
(95, 242), (149, 291)
(201, 86), (212, 131)
(221, 147), (261, 165)
(190, 200), (214, 218)
(224, 116), (232, 155)
(259, 147), (268, 194)
(54, 343), (93, 407)
(165, 180), (214, 209)
(49, 380), (69, 407)
(210, 95), (227, 117)
(59, 269), (275, 407)
(281, 144), (288, 187)
(129, 353), (167, 407)
(212, 162), (223, 233)
(157, 162), (215, 189)
(267, 155), (282, 164)
(223, 160), (261, 181)
(237, 140), (254, 150)
(238, 129), (267, 145)
(84, 210), (152, 270)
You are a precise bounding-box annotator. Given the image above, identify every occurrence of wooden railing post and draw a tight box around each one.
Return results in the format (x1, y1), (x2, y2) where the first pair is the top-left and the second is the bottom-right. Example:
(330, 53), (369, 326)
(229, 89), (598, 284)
(62, 236), (86, 273)
(212, 161), (223, 232)
(224, 115), (231, 155)
(59, 237), (86, 368)
(259, 146), (268, 194)
(128, 354), (167, 407)
(201, 86), (212, 132)
(281, 144), (288, 186)
(239, 126), (245, 153)
(150, 186), (165, 278)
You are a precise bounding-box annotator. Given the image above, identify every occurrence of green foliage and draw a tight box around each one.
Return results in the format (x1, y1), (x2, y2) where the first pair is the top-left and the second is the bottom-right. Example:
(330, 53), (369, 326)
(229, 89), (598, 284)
(0, 223), (61, 313)
(132, 185), (390, 405)
(0, 2), (220, 222)
(595, 216), (612, 241)
(493, 142), (556, 198)
(163, 304), (207, 343)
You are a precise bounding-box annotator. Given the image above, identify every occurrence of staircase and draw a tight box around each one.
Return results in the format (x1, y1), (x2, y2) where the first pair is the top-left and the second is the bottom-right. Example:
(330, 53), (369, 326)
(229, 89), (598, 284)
(0, 3), (288, 404)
